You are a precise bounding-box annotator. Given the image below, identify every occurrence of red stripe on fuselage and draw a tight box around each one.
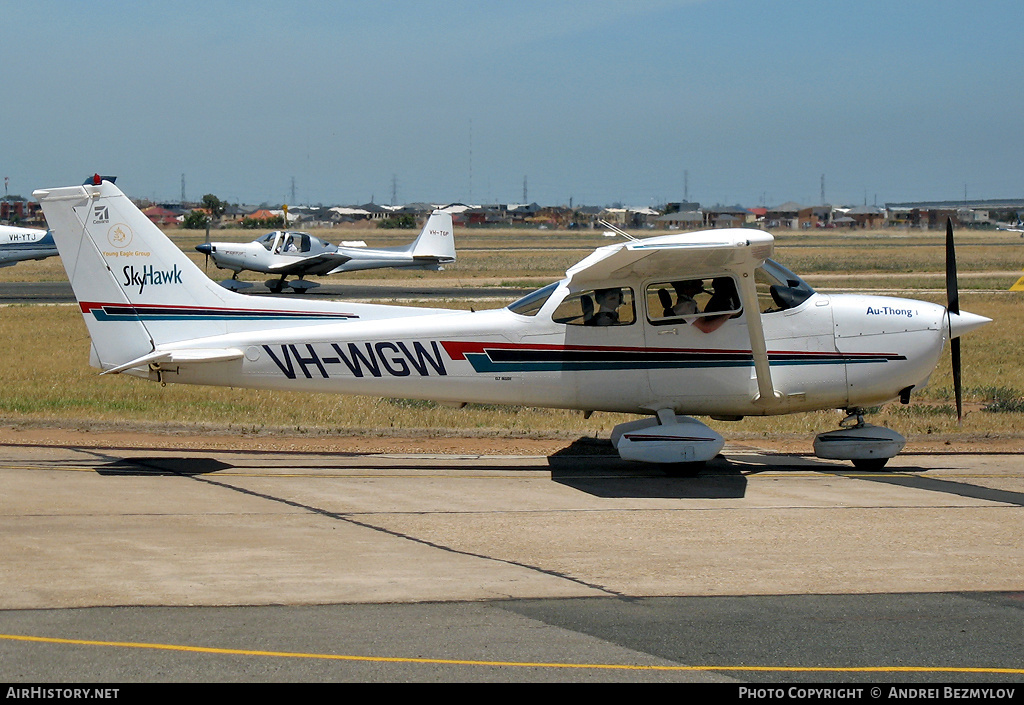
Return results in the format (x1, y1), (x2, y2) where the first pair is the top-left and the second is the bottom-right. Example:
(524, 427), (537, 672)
(440, 340), (897, 360)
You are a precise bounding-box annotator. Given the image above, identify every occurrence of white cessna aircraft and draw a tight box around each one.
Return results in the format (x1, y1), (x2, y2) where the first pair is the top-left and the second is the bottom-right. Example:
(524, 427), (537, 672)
(0, 224), (58, 267)
(35, 178), (991, 471)
(195, 212), (456, 293)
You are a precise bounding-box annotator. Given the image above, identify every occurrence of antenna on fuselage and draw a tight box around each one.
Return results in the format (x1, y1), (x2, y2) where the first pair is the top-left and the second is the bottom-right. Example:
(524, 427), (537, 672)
(597, 219), (638, 242)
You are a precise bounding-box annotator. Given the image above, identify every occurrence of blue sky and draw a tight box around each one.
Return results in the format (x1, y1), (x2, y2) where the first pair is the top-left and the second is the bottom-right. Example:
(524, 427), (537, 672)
(3, 0), (1022, 208)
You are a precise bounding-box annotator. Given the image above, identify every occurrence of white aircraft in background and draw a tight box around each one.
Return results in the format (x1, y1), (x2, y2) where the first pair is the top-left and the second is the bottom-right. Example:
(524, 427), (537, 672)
(35, 178), (991, 472)
(0, 224), (58, 267)
(195, 213), (456, 293)
(997, 219), (1024, 235)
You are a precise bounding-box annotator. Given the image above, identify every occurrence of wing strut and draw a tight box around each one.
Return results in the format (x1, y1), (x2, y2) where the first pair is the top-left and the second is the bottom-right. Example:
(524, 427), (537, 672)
(597, 220), (638, 242)
(735, 272), (781, 406)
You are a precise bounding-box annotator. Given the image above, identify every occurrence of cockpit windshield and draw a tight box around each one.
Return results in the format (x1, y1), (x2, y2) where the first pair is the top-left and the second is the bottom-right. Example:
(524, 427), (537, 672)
(756, 259), (815, 312)
(507, 282), (558, 317)
(257, 232), (277, 251)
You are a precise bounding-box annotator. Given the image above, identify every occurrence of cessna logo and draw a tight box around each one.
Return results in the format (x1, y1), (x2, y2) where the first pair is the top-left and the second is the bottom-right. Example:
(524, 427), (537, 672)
(122, 264), (183, 294)
(93, 205), (109, 224)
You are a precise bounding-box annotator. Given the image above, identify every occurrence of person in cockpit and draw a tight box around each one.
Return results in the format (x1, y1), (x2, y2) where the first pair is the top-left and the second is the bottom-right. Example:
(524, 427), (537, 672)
(587, 287), (624, 326)
(692, 276), (740, 333)
(669, 279), (705, 316)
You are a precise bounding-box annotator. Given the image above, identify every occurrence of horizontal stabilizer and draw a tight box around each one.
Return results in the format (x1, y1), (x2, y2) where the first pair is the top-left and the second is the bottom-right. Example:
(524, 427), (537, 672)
(101, 348), (244, 375)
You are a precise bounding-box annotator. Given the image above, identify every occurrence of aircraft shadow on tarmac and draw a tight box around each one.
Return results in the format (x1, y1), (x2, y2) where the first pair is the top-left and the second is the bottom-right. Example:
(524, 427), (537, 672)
(544, 437), (998, 501)
(88, 446), (1024, 507)
(547, 438), (749, 499)
(96, 457), (233, 476)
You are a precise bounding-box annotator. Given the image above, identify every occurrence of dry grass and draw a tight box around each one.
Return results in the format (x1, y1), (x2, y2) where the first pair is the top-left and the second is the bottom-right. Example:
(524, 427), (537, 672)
(1, 224), (1022, 441)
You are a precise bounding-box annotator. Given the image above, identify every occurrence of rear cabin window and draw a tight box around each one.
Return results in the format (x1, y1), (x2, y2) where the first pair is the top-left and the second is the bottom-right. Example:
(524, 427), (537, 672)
(646, 277), (742, 326)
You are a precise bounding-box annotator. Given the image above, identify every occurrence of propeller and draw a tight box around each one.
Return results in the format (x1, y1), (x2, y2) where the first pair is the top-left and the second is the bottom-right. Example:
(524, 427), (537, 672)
(945, 217), (962, 423)
(204, 222), (211, 271)
(192, 221), (214, 271)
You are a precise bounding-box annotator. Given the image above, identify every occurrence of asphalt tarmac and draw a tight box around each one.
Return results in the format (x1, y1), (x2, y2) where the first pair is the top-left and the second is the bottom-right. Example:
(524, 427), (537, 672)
(2, 441), (1023, 683)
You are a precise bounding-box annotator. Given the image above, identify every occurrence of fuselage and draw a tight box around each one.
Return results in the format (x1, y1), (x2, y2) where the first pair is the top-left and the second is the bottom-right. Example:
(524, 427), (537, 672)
(142, 277), (951, 418)
(201, 231), (335, 275)
(0, 226), (58, 267)
(202, 235), (450, 275)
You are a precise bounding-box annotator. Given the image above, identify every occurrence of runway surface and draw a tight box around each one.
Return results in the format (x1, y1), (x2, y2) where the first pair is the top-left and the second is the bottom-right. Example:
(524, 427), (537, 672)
(2, 440), (1022, 682)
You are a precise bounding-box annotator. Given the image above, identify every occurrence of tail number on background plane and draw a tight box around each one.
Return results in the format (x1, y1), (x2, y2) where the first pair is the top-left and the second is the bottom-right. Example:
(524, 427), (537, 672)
(262, 341), (448, 379)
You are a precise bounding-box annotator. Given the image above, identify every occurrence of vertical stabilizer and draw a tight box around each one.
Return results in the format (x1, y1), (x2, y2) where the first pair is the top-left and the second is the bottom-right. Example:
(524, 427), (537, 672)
(34, 179), (239, 369)
(410, 210), (456, 262)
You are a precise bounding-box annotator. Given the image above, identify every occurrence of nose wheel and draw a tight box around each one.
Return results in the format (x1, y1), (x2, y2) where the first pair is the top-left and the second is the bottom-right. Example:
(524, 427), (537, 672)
(813, 408), (905, 470)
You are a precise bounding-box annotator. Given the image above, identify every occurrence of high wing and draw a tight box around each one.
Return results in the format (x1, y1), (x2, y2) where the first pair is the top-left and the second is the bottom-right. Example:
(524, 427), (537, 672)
(565, 230), (774, 289)
(567, 229), (780, 404)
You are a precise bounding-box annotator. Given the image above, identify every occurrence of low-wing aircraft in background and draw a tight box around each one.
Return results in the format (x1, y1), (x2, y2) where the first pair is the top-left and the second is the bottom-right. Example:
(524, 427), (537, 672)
(35, 178), (991, 472)
(997, 219), (1024, 235)
(195, 212), (456, 293)
(0, 224), (58, 267)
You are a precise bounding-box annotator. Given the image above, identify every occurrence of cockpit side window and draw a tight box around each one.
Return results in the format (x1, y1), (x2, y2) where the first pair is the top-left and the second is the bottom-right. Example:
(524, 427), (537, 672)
(552, 287), (636, 326)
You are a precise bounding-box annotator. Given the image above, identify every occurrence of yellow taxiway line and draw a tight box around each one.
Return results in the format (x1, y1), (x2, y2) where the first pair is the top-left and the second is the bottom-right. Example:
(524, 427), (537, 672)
(2, 633), (1022, 675)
